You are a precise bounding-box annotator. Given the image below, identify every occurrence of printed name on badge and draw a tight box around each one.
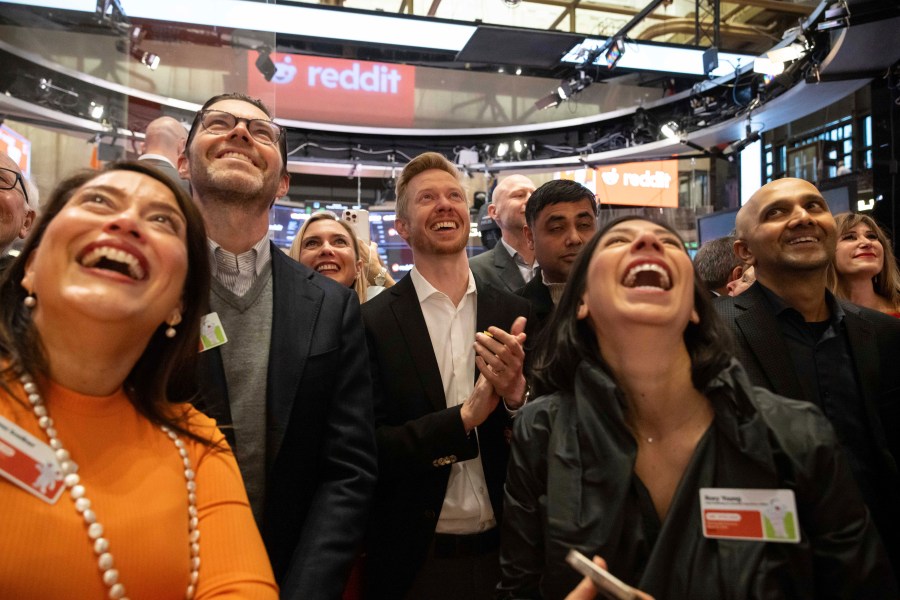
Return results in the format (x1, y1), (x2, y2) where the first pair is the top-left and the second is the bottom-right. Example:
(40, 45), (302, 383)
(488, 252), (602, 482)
(700, 487), (800, 543)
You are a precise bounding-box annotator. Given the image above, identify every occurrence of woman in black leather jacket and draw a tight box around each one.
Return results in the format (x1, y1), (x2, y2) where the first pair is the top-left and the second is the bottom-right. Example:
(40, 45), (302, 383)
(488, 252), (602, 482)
(498, 216), (895, 600)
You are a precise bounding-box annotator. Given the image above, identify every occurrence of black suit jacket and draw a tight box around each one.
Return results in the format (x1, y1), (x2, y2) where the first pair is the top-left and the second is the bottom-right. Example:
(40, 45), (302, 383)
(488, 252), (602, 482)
(516, 271), (554, 336)
(361, 272), (532, 598)
(713, 282), (900, 565)
(469, 244), (526, 294)
(197, 245), (377, 600)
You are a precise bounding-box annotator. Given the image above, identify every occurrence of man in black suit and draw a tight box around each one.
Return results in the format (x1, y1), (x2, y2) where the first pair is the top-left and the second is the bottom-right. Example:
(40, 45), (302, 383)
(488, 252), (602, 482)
(714, 177), (900, 570)
(179, 92), (376, 599)
(362, 152), (531, 599)
(469, 174), (536, 293)
(138, 116), (190, 193)
(518, 179), (597, 336)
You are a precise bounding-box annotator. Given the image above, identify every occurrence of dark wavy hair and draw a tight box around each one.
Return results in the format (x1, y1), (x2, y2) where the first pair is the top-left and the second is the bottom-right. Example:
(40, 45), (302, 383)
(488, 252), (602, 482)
(530, 215), (734, 397)
(0, 161), (212, 443)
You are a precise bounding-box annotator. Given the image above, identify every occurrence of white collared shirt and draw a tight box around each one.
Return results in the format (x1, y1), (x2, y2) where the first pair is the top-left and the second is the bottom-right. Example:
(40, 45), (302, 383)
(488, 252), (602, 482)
(409, 267), (496, 535)
(208, 234), (272, 297)
(500, 237), (536, 284)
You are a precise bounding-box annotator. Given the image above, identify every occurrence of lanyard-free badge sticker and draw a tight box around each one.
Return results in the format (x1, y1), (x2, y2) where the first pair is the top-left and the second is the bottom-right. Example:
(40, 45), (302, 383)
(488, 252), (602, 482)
(0, 414), (71, 504)
(700, 488), (800, 543)
(199, 312), (228, 352)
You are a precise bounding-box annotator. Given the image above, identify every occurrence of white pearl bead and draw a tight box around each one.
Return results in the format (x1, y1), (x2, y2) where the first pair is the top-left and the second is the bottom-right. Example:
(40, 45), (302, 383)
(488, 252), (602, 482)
(23, 381), (37, 394)
(45, 427), (57, 438)
(60, 460), (75, 474)
(190, 517), (198, 529)
(55, 448), (69, 462)
(83, 509), (97, 524)
(71, 485), (86, 499)
(186, 584), (196, 598)
(38, 416), (52, 429)
(191, 556), (200, 571)
(190, 571), (199, 584)
(94, 538), (110, 554)
(184, 468), (195, 480)
(187, 481), (196, 492)
(28, 393), (41, 405)
(98, 552), (114, 570)
(108, 582), (125, 599)
(33, 404), (47, 417)
(191, 543), (200, 556)
(188, 505), (197, 519)
(189, 529), (200, 543)
(102, 568), (119, 585)
(88, 522), (104, 539)
(49, 438), (62, 450)
(64, 473), (79, 487)
(75, 498), (91, 513)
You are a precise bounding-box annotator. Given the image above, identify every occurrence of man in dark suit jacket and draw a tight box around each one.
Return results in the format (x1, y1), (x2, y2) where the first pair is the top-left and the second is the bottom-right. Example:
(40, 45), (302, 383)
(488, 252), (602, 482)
(180, 93), (376, 600)
(469, 174), (536, 293)
(138, 116), (191, 194)
(517, 179), (597, 338)
(714, 177), (900, 571)
(363, 152), (531, 600)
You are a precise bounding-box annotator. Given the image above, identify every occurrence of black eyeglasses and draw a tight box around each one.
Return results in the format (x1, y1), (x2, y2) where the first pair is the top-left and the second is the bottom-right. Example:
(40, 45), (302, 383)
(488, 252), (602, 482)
(0, 167), (28, 207)
(197, 109), (283, 146)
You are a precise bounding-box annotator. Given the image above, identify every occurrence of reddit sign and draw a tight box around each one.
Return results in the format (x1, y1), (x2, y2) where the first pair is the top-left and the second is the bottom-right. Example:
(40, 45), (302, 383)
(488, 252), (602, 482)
(248, 53), (416, 127)
(557, 160), (679, 208)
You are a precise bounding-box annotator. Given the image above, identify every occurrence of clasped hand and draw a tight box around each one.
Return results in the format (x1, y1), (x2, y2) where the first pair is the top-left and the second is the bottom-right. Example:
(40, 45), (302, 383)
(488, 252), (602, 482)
(461, 317), (527, 433)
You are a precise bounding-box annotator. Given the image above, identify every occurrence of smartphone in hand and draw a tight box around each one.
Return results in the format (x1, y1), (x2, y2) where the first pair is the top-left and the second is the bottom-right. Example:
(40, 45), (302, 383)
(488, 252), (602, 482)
(342, 209), (370, 243)
(565, 549), (639, 600)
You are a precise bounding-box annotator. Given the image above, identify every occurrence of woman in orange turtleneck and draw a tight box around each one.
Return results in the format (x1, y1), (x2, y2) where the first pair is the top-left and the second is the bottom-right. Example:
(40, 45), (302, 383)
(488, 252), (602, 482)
(0, 162), (277, 599)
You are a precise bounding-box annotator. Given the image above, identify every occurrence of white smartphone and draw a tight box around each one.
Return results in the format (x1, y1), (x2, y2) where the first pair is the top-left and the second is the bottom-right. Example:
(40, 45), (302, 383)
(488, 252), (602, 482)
(342, 209), (370, 243)
(565, 549), (639, 600)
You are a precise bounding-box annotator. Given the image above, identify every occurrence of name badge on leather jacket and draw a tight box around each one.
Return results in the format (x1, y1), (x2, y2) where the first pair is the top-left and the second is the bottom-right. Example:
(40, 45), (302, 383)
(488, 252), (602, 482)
(700, 488), (800, 543)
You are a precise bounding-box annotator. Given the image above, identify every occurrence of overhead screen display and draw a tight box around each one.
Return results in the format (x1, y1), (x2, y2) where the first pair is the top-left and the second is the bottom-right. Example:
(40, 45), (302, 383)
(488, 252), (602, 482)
(555, 159), (679, 208)
(248, 53), (417, 127)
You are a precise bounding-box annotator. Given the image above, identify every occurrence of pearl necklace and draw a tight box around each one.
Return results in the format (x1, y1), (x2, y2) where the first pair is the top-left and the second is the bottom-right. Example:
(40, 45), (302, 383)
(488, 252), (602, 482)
(19, 371), (200, 600)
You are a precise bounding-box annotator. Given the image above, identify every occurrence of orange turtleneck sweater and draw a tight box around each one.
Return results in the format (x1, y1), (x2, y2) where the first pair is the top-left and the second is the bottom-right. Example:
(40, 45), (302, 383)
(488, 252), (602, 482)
(0, 379), (278, 599)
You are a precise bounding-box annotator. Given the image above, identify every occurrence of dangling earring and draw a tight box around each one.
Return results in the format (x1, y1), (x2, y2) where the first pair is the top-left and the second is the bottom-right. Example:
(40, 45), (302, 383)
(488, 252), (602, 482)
(23, 293), (36, 308)
(165, 311), (182, 339)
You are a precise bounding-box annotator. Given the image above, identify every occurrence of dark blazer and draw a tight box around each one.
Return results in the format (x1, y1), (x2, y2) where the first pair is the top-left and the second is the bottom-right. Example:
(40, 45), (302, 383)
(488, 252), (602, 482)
(137, 155), (191, 194)
(197, 245), (377, 600)
(361, 272), (532, 598)
(469, 243), (526, 294)
(713, 282), (900, 566)
(516, 271), (554, 337)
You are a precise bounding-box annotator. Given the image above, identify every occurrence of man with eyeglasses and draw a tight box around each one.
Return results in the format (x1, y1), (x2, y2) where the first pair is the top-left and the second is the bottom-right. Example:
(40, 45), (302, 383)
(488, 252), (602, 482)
(0, 152), (36, 267)
(179, 93), (376, 600)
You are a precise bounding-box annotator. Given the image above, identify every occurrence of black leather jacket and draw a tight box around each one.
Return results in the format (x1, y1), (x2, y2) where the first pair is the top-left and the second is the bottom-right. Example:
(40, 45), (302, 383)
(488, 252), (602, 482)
(498, 360), (896, 599)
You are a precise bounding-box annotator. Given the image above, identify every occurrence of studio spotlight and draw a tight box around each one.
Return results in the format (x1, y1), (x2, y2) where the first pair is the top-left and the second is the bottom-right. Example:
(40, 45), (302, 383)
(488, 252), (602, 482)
(752, 57), (785, 76)
(89, 102), (105, 120)
(513, 139), (524, 154)
(660, 121), (681, 140)
(767, 42), (805, 64)
(255, 46), (277, 82)
(496, 143), (509, 158)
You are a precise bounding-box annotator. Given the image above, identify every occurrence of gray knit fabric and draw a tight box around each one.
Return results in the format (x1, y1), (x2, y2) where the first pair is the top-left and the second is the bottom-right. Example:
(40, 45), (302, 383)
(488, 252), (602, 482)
(209, 262), (273, 524)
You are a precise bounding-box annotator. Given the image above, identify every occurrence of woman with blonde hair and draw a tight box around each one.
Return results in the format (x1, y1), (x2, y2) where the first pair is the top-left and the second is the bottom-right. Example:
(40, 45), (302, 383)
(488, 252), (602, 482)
(290, 211), (394, 302)
(831, 213), (900, 317)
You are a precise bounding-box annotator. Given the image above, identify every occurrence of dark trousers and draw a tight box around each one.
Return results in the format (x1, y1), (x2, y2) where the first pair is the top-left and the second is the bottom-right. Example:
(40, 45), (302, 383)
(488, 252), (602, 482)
(403, 533), (501, 600)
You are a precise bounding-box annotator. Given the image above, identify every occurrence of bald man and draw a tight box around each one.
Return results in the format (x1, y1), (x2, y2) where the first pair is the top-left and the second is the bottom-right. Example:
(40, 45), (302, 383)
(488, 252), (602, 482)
(714, 178), (900, 573)
(138, 116), (190, 192)
(469, 174), (536, 293)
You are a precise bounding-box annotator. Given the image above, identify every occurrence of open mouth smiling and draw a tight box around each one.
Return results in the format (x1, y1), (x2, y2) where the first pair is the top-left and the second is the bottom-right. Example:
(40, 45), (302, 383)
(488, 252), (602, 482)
(78, 243), (148, 280)
(622, 260), (672, 291)
(430, 221), (458, 231)
(216, 149), (258, 167)
(315, 262), (340, 273)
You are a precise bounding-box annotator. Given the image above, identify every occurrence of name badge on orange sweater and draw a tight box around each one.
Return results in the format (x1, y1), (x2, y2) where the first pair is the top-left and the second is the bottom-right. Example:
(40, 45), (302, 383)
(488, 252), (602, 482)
(0, 414), (68, 504)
